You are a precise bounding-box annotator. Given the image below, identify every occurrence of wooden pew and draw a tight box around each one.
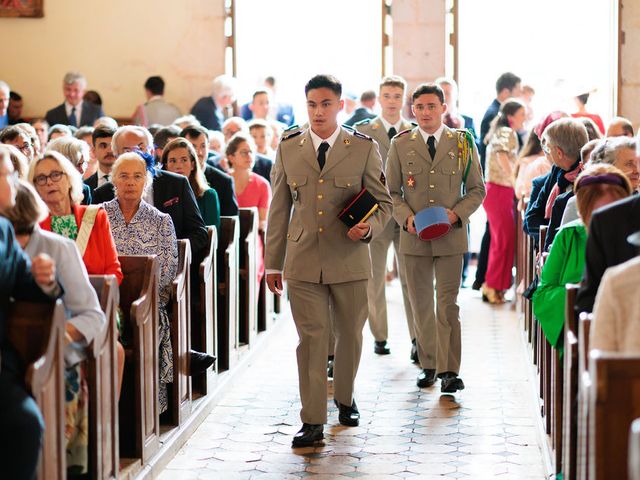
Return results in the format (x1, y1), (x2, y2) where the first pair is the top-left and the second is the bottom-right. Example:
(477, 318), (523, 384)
(537, 226), (550, 430)
(194, 226), (218, 395)
(562, 284), (580, 480)
(118, 255), (160, 466)
(217, 216), (239, 371)
(238, 208), (258, 346)
(258, 229), (275, 332)
(8, 300), (66, 480)
(589, 351), (640, 479)
(168, 240), (192, 426)
(630, 419), (640, 480)
(576, 313), (592, 480)
(88, 275), (120, 480)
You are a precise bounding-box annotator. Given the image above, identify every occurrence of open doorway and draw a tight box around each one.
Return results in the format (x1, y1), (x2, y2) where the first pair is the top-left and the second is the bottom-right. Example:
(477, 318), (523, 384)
(234, 0), (383, 124)
(455, 0), (619, 130)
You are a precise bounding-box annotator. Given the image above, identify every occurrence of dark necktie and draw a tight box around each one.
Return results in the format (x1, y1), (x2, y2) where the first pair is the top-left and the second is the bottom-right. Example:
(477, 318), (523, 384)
(388, 127), (397, 140)
(427, 135), (436, 160)
(317, 141), (329, 170)
(103, 174), (109, 184)
(69, 107), (77, 127)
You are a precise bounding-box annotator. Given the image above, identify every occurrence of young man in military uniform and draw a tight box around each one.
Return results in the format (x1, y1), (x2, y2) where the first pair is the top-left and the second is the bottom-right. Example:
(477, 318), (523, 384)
(265, 74), (392, 448)
(355, 75), (417, 358)
(386, 83), (485, 393)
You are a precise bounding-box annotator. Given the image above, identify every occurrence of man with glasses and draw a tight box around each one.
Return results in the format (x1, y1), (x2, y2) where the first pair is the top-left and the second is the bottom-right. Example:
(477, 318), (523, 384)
(0, 125), (35, 164)
(386, 83), (485, 394)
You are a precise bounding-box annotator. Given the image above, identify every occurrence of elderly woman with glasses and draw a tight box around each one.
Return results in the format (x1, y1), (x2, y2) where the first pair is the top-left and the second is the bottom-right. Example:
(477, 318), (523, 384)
(29, 150), (122, 283)
(0, 125), (36, 164)
(103, 152), (178, 413)
(46, 136), (93, 205)
(533, 164), (633, 355)
(226, 132), (272, 284)
(4, 179), (105, 476)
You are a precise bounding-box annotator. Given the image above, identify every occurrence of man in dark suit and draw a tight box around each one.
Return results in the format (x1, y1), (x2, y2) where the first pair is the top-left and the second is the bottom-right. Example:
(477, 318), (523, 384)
(473, 72), (522, 290)
(0, 149), (61, 480)
(577, 194), (640, 313)
(180, 125), (238, 216)
(344, 90), (377, 126)
(45, 72), (104, 128)
(84, 125), (116, 195)
(190, 74), (237, 131)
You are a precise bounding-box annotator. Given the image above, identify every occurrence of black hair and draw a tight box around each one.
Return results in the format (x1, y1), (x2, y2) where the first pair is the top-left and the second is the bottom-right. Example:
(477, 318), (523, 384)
(144, 76), (165, 96)
(304, 74), (342, 97)
(153, 125), (182, 150)
(411, 83), (445, 104)
(91, 125), (116, 145)
(495, 72), (521, 95)
(180, 125), (209, 142)
(9, 91), (22, 101)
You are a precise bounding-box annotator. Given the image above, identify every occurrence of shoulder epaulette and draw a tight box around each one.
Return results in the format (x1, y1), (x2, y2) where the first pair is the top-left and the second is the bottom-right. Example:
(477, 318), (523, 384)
(411, 121), (418, 127)
(352, 130), (372, 141)
(353, 118), (372, 127)
(341, 123), (355, 131)
(284, 124), (300, 132)
(395, 129), (412, 138)
(281, 129), (303, 141)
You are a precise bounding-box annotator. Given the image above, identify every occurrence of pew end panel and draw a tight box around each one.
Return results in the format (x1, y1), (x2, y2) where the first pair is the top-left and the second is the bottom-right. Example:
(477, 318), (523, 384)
(118, 255), (160, 465)
(8, 300), (66, 480)
(217, 216), (240, 372)
(88, 274), (120, 480)
(238, 208), (258, 346)
(168, 239), (192, 427)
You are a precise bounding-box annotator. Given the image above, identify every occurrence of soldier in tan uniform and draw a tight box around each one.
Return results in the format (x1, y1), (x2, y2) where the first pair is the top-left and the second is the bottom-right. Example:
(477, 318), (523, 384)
(265, 75), (392, 448)
(355, 76), (416, 358)
(386, 83), (485, 393)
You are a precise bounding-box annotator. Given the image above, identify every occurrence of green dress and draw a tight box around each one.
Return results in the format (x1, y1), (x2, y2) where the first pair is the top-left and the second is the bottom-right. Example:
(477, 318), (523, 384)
(532, 219), (587, 353)
(196, 188), (221, 230)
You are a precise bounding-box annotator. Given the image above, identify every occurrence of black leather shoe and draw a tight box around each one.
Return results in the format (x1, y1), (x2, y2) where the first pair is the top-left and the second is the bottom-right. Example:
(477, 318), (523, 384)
(410, 339), (419, 364)
(416, 368), (437, 388)
(189, 350), (216, 375)
(327, 358), (334, 379)
(374, 340), (390, 355)
(291, 423), (324, 448)
(440, 372), (465, 393)
(334, 399), (360, 426)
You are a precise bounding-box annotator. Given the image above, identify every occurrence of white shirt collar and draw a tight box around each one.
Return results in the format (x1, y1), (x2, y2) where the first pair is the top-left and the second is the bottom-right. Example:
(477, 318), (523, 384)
(309, 126), (341, 153)
(379, 116), (404, 133)
(418, 122), (445, 145)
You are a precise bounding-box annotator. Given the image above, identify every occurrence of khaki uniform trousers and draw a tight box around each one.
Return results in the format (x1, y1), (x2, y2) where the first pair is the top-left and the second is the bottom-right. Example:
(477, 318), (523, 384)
(404, 253), (463, 374)
(367, 219), (415, 341)
(288, 278), (368, 425)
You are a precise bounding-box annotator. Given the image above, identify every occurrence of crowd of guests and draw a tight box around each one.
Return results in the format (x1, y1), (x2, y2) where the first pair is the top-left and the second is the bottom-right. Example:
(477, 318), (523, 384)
(1, 66), (640, 475)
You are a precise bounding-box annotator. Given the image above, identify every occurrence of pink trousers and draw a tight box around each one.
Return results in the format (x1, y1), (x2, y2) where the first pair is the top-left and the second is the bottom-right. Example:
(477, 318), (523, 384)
(483, 182), (515, 290)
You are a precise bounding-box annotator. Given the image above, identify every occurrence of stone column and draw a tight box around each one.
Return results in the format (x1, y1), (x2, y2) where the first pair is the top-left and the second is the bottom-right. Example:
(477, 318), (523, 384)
(620, 0), (640, 126)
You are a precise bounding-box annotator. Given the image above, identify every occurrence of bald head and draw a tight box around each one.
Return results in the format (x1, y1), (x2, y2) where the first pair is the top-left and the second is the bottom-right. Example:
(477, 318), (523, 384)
(606, 117), (634, 138)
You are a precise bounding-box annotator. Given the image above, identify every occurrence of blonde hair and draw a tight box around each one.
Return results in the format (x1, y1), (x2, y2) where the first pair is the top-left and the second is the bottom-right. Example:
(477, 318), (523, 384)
(28, 150), (85, 205)
(46, 136), (90, 169)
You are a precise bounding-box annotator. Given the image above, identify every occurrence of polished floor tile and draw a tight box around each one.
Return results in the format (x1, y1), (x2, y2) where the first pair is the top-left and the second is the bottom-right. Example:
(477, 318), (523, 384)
(159, 280), (548, 479)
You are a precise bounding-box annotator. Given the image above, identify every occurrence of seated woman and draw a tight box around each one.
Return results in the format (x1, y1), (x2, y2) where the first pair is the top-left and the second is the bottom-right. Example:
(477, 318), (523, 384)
(28, 151), (122, 283)
(161, 137), (220, 230)
(46, 136), (93, 204)
(103, 152), (178, 413)
(226, 133), (272, 284)
(4, 179), (106, 476)
(514, 128), (551, 205)
(591, 232), (640, 353)
(533, 164), (632, 353)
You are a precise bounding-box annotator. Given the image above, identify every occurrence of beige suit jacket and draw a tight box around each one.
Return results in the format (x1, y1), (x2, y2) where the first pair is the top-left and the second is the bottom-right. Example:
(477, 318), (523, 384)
(265, 126), (393, 284)
(386, 125), (485, 257)
(355, 117), (414, 164)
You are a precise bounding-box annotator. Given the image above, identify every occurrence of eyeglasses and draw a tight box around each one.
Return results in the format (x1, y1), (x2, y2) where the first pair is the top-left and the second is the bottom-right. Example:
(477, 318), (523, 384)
(17, 143), (33, 153)
(33, 170), (66, 186)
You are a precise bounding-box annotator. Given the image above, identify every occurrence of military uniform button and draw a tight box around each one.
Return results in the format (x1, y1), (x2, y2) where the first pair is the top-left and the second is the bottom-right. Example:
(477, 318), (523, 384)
(430, 170), (435, 174)
(429, 184), (434, 188)
(318, 227), (324, 233)
(318, 211), (323, 216)
(287, 234), (291, 238)
(429, 199), (435, 203)
(317, 194), (323, 199)
(292, 182), (297, 186)
(347, 183), (351, 187)
(319, 179), (324, 184)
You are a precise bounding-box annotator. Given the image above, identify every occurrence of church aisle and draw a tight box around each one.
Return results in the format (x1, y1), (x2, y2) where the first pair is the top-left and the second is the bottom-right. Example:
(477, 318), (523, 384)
(159, 282), (548, 479)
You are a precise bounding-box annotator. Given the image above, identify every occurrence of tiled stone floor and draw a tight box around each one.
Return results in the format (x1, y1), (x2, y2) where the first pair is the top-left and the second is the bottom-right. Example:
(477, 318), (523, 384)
(159, 280), (549, 479)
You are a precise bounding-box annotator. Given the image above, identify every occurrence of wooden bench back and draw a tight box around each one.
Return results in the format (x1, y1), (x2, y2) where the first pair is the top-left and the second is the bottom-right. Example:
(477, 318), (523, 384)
(589, 352), (640, 479)
(217, 216), (239, 371)
(117, 255), (160, 464)
(238, 208), (258, 346)
(562, 283), (581, 480)
(88, 275), (120, 480)
(168, 239), (192, 426)
(194, 226), (217, 395)
(8, 300), (66, 480)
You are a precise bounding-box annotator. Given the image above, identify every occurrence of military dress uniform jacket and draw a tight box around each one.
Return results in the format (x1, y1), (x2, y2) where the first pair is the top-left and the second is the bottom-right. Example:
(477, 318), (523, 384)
(355, 116), (414, 164)
(386, 125), (485, 257)
(265, 126), (392, 284)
